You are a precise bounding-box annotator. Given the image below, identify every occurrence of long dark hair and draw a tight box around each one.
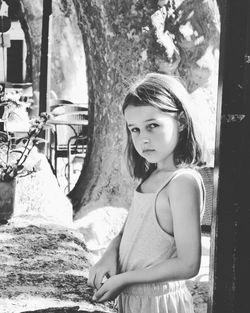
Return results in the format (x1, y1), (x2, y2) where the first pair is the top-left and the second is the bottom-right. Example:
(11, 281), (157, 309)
(122, 73), (204, 179)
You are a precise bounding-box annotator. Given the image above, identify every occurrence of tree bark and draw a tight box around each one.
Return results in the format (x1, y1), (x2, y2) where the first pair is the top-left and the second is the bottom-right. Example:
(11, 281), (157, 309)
(68, 0), (220, 216)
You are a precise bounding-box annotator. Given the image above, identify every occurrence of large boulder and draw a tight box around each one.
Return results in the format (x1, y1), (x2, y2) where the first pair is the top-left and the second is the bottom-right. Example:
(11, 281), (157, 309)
(0, 218), (116, 313)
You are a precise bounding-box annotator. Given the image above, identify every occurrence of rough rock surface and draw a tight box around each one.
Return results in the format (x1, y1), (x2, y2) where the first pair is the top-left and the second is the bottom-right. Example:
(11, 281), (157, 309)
(0, 217), (116, 313)
(0, 152), (116, 313)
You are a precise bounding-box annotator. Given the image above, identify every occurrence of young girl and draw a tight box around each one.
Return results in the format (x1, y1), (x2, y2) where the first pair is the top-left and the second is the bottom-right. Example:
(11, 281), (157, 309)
(88, 73), (205, 313)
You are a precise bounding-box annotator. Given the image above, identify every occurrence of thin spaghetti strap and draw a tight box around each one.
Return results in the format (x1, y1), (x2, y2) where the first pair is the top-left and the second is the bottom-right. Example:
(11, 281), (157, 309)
(155, 168), (190, 194)
(156, 168), (206, 217)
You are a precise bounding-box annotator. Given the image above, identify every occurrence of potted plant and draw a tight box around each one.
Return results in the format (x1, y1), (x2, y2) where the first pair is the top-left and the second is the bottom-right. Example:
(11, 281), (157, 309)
(0, 111), (49, 223)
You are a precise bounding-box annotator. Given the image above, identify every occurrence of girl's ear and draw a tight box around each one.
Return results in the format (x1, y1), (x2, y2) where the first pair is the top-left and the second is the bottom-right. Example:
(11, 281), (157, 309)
(177, 111), (187, 132)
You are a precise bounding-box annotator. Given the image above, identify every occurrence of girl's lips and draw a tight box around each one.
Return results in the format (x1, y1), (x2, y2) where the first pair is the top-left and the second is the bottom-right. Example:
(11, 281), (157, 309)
(142, 149), (155, 153)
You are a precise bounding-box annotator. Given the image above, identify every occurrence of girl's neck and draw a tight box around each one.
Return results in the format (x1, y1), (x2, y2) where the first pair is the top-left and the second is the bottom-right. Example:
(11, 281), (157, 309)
(153, 167), (177, 176)
(156, 160), (177, 172)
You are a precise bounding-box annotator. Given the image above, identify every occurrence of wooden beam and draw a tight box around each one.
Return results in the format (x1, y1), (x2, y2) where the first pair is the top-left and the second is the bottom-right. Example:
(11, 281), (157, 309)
(209, 1), (250, 312)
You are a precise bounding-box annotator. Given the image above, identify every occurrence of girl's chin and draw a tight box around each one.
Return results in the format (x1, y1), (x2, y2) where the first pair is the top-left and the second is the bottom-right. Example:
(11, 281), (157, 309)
(138, 151), (160, 163)
(143, 154), (173, 166)
(142, 155), (159, 163)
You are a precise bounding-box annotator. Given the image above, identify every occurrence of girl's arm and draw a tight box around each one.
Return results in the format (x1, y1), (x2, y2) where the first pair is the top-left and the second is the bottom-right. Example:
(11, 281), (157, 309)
(88, 219), (126, 290)
(93, 174), (202, 302)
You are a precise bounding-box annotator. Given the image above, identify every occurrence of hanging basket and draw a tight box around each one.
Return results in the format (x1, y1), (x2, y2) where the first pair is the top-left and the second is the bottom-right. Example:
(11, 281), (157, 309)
(0, 178), (16, 223)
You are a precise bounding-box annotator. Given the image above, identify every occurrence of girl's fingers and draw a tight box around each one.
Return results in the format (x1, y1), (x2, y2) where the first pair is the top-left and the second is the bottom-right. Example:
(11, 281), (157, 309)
(94, 294), (107, 303)
(88, 266), (105, 289)
(87, 270), (96, 287)
(88, 268), (108, 289)
(93, 286), (106, 301)
(94, 272), (106, 290)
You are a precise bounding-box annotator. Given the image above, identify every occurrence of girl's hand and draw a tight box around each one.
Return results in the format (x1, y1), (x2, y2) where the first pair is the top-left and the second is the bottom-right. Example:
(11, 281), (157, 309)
(92, 274), (127, 302)
(88, 250), (118, 290)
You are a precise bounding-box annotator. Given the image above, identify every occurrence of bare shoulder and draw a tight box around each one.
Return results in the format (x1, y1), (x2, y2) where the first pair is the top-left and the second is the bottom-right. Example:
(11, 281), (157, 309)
(167, 170), (202, 205)
(172, 170), (201, 187)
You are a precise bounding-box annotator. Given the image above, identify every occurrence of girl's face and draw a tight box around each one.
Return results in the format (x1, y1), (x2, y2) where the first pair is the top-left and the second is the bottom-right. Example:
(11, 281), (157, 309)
(124, 105), (180, 170)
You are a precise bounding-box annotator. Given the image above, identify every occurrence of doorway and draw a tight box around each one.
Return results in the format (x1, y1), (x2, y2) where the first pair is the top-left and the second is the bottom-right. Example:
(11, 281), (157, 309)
(7, 39), (23, 83)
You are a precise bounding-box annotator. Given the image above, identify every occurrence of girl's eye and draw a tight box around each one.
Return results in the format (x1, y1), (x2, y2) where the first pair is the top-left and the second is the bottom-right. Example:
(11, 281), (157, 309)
(148, 123), (159, 129)
(129, 127), (140, 133)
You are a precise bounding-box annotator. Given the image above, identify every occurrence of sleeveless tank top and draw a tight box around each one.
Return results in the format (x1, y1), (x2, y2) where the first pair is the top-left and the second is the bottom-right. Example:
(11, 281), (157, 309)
(119, 167), (206, 274)
(117, 168), (205, 313)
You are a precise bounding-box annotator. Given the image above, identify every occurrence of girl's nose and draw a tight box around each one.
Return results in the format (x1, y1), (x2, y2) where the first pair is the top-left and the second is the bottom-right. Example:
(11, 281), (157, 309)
(139, 131), (150, 144)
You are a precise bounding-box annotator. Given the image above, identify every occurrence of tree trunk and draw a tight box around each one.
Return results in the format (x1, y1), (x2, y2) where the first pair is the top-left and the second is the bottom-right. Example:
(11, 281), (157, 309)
(68, 0), (220, 217)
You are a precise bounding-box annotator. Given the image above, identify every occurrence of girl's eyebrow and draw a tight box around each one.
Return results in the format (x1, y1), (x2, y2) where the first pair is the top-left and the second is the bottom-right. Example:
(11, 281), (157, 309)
(145, 118), (157, 122)
(127, 118), (157, 127)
